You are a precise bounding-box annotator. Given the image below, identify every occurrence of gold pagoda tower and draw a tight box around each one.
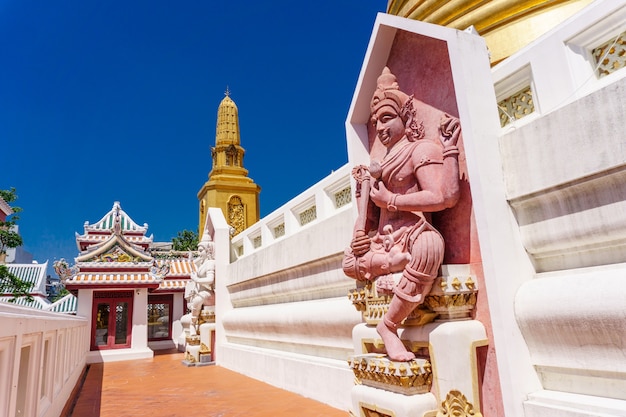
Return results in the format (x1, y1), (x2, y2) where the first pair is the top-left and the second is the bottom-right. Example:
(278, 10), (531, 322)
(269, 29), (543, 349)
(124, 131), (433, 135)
(387, 0), (594, 65)
(198, 91), (260, 236)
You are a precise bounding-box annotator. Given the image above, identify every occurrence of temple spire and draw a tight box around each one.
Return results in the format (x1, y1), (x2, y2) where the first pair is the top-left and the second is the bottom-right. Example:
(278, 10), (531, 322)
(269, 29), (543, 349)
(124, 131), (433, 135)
(215, 90), (240, 147)
(197, 91), (260, 236)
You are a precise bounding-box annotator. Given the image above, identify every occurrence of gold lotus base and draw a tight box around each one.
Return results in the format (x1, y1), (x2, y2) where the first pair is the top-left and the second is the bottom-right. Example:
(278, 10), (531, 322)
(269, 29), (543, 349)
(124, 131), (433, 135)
(199, 309), (215, 324)
(349, 354), (433, 396)
(186, 335), (201, 346)
(348, 275), (478, 326)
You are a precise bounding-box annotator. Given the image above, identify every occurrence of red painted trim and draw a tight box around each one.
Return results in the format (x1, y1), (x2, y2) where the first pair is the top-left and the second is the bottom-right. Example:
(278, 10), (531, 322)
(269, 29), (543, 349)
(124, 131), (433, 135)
(66, 284), (159, 290)
(147, 294), (173, 341)
(90, 291), (134, 351)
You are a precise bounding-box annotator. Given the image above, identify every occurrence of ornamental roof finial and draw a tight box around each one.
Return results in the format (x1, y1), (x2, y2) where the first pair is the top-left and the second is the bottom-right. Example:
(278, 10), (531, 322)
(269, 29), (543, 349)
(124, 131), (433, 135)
(225, 86), (231, 97)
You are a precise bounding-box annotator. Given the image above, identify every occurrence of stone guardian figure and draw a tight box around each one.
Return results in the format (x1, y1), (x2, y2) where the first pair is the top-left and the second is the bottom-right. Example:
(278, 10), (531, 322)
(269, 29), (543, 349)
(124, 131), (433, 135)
(343, 67), (461, 361)
(185, 233), (216, 336)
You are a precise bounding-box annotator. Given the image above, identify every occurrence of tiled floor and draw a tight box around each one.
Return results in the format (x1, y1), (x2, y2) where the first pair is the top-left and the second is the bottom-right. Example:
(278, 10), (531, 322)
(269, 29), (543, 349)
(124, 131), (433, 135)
(66, 349), (348, 417)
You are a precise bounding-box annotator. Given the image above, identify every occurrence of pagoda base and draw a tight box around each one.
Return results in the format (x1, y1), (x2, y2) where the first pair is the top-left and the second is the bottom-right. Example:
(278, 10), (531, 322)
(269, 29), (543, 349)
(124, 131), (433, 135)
(183, 321), (216, 366)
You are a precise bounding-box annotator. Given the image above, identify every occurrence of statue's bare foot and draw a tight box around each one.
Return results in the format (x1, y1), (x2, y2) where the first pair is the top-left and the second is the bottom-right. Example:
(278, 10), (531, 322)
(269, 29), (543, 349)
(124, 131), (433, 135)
(376, 320), (415, 362)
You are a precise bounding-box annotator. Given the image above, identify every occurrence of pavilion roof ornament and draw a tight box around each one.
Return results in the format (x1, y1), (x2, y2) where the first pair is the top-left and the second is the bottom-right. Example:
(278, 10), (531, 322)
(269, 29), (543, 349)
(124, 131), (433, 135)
(75, 201), (153, 252)
(83, 201), (148, 234)
(58, 202), (193, 292)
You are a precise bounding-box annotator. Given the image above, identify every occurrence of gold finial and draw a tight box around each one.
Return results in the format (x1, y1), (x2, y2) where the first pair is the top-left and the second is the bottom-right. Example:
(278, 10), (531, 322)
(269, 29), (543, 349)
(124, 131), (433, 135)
(225, 86), (231, 97)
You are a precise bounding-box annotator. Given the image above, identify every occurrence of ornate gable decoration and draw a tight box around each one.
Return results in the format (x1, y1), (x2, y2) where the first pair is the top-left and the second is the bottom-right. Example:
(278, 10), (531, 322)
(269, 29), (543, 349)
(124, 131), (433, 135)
(82, 243), (146, 264)
(61, 202), (164, 289)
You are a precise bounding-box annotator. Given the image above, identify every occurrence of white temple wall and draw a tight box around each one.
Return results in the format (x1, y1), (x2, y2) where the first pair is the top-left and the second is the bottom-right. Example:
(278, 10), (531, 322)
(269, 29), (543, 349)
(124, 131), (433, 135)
(172, 292), (185, 348)
(0, 303), (88, 417)
(490, 1), (626, 416)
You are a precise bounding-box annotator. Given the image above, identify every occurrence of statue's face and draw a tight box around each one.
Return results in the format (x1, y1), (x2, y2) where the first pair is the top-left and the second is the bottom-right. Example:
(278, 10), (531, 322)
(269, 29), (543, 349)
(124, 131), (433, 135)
(374, 105), (404, 147)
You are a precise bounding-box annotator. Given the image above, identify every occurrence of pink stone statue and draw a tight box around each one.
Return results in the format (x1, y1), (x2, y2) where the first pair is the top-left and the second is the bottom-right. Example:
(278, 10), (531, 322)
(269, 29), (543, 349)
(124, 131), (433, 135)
(343, 67), (461, 361)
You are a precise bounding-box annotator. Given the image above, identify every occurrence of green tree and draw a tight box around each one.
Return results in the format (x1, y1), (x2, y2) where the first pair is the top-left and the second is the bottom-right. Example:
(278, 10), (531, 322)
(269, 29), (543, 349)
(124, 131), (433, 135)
(0, 188), (23, 256)
(0, 265), (32, 301)
(50, 287), (70, 302)
(171, 229), (199, 251)
(0, 188), (31, 302)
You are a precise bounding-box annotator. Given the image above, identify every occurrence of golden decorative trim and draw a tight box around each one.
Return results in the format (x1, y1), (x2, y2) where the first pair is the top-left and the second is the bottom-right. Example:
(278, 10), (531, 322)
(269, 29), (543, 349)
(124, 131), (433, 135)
(423, 292), (477, 320)
(348, 354), (432, 395)
(361, 338), (429, 359)
(199, 309), (216, 324)
(389, 0), (570, 33)
(387, 0), (592, 64)
(199, 343), (211, 354)
(348, 274), (478, 325)
(184, 351), (196, 363)
(359, 401), (396, 417)
(186, 335), (201, 346)
(498, 85), (534, 127)
(435, 390), (483, 417)
(592, 31), (626, 79)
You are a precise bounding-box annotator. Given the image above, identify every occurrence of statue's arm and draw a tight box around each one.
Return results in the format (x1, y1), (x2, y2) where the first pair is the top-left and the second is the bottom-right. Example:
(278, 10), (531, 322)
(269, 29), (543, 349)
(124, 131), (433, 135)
(369, 142), (454, 213)
(398, 166), (447, 212)
(191, 262), (215, 285)
(349, 165), (380, 256)
(439, 114), (461, 208)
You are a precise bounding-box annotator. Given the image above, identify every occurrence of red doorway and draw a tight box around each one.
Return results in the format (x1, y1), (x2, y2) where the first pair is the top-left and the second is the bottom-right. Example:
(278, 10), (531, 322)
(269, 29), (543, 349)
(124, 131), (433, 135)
(91, 291), (134, 350)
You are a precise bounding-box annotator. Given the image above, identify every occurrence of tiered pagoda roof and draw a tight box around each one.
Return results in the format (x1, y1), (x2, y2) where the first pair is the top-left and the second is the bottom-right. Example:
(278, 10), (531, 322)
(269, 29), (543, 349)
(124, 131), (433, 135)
(64, 202), (162, 290)
(62, 202), (193, 292)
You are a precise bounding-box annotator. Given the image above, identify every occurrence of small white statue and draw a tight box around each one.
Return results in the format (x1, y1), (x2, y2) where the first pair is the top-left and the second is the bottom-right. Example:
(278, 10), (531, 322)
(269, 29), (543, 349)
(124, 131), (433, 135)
(185, 234), (216, 335)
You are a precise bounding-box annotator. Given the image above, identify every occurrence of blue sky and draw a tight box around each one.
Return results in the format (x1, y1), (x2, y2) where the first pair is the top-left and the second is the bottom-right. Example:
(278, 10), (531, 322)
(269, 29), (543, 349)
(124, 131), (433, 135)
(1, 1), (387, 273)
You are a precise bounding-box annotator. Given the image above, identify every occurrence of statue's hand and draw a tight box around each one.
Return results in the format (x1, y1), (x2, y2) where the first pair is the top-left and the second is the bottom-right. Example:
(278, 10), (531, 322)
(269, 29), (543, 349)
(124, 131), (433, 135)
(351, 230), (371, 257)
(369, 181), (392, 209)
(439, 114), (461, 148)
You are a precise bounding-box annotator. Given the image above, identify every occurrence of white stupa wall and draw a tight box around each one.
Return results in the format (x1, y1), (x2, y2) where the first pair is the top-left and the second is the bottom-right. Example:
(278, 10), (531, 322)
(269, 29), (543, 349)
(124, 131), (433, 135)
(212, 1), (626, 415)
(491, 1), (626, 415)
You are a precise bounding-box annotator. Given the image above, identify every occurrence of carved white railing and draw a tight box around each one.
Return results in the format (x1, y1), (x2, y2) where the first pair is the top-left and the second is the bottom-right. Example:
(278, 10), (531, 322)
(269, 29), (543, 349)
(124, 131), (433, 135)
(218, 163), (363, 410)
(0, 302), (89, 417)
(231, 163), (353, 259)
(493, 2), (626, 131)
(492, 1), (626, 273)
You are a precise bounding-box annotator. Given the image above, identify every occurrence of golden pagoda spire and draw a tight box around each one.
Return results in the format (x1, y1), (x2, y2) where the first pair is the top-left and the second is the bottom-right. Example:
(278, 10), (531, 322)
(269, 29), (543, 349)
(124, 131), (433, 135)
(215, 88), (240, 147)
(197, 90), (261, 236)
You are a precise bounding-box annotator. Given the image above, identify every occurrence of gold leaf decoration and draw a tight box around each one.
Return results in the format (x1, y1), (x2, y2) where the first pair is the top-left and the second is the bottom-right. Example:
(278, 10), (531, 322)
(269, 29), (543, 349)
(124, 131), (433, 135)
(436, 390), (483, 417)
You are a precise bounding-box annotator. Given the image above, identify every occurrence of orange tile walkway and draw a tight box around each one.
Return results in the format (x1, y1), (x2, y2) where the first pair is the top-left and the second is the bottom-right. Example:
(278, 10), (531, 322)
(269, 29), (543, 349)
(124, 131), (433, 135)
(66, 349), (349, 417)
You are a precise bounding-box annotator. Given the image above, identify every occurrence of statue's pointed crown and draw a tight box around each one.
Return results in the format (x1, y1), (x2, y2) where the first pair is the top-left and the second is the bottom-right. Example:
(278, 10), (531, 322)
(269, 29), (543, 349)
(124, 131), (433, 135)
(370, 67), (410, 116)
